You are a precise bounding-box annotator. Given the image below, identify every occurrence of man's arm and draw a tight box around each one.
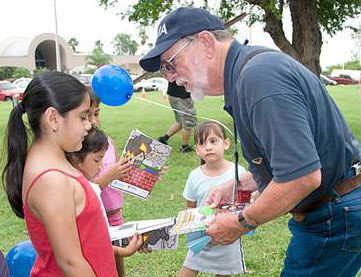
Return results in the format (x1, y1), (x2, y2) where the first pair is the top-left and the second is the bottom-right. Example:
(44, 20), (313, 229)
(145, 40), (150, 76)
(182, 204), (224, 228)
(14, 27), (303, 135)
(243, 169), (321, 226)
(206, 169), (321, 244)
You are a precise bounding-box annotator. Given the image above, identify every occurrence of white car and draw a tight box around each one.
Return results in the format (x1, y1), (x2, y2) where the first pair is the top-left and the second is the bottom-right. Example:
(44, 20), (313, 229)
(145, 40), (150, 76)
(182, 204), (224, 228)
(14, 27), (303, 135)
(147, 77), (168, 92)
(133, 79), (157, 92)
(13, 78), (32, 91)
(133, 77), (168, 92)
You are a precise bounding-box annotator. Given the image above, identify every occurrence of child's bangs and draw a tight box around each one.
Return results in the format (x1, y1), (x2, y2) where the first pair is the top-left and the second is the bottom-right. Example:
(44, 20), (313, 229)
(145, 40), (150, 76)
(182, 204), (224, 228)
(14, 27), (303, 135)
(195, 122), (226, 144)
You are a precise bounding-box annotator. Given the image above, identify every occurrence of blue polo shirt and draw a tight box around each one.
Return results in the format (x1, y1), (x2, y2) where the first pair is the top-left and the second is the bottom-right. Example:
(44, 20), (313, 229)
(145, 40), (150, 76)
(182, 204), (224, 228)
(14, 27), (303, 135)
(224, 40), (360, 208)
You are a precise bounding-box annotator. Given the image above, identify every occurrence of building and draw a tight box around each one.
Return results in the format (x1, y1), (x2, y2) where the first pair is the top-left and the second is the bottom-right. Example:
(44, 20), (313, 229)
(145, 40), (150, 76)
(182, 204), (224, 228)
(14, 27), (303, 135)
(0, 33), (143, 75)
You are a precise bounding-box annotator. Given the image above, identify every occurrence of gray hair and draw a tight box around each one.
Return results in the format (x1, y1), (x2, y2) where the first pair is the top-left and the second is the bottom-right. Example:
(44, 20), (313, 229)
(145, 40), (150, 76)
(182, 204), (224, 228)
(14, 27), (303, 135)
(182, 29), (232, 42)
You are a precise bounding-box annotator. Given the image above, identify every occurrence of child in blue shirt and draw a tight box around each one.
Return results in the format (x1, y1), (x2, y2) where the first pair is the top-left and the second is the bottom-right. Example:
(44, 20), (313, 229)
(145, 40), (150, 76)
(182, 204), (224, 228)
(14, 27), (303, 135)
(180, 121), (246, 276)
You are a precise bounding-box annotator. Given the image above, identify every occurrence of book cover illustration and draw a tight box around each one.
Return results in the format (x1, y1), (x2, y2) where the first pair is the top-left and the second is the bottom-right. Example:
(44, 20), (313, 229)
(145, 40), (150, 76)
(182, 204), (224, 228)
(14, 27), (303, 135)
(108, 218), (178, 251)
(170, 206), (216, 235)
(142, 226), (178, 250)
(170, 204), (247, 235)
(110, 129), (172, 199)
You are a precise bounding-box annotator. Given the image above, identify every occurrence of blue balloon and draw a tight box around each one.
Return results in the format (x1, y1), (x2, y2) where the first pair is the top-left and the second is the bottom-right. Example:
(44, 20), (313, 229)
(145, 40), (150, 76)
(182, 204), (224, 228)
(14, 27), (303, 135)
(6, 241), (36, 277)
(92, 64), (133, 106)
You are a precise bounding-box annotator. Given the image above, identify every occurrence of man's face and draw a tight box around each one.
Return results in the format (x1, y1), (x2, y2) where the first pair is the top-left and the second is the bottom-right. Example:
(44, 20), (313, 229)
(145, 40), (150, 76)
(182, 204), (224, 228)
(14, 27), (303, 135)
(160, 38), (210, 101)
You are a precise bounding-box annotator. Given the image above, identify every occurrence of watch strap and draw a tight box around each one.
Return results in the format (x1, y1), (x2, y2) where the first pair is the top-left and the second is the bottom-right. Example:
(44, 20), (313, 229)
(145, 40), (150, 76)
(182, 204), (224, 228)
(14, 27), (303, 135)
(238, 211), (256, 230)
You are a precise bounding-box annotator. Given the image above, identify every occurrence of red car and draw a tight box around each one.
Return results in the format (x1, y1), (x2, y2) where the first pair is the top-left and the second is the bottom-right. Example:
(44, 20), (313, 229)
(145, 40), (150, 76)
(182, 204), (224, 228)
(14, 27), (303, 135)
(0, 81), (24, 101)
(329, 75), (358, 85)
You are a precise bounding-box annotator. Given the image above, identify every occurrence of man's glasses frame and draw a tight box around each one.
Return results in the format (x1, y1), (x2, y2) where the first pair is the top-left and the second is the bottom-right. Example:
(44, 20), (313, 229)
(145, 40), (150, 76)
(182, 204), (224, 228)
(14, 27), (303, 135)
(160, 38), (194, 76)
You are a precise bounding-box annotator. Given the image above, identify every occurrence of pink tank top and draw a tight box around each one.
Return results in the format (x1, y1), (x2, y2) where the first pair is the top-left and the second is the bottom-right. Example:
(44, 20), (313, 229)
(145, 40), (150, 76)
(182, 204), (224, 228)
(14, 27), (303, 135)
(99, 138), (124, 212)
(23, 169), (117, 276)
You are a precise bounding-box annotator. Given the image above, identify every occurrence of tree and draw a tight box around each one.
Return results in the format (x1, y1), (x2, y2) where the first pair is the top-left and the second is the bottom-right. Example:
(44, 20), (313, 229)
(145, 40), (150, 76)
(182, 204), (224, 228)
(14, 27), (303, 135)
(95, 40), (104, 51)
(99, 0), (361, 76)
(12, 67), (31, 79)
(68, 37), (79, 53)
(86, 40), (112, 68)
(350, 22), (361, 65)
(33, 67), (50, 77)
(0, 67), (15, 80)
(138, 28), (149, 46)
(112, 33), (138, 55)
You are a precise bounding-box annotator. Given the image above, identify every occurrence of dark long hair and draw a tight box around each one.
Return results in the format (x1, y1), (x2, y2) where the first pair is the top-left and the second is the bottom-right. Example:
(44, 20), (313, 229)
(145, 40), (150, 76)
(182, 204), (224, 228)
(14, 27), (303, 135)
(194, 121), (227, 165)
(66, 127), (108, 164)
(2, 71), (88, 218)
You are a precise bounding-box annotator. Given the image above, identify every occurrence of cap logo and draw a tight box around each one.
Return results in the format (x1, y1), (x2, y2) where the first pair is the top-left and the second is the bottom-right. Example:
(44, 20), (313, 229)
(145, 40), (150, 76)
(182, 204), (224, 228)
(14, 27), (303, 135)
(158, 23), (168, 37)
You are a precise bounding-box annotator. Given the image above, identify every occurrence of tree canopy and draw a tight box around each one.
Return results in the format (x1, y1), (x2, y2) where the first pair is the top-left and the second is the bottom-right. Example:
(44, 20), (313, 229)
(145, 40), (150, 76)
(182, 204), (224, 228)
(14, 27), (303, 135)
(99, 0), (361, 75)
(112, 33), (139, 55)
(86, 40), (112, 68)
(68, 37), (79, 53)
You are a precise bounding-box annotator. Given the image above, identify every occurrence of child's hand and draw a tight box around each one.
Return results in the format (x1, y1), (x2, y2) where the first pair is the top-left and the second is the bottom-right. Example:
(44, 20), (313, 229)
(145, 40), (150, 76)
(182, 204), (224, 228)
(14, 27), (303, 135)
(156, 166), (169, 182)
(106, 159), (131, 180)
(138, 244), (152, 254)
(124, 233), (143, 256)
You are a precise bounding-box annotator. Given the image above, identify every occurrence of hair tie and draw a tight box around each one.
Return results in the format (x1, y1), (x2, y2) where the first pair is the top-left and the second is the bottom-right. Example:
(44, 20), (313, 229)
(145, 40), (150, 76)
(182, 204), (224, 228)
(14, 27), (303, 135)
(18, 102), (26, 114)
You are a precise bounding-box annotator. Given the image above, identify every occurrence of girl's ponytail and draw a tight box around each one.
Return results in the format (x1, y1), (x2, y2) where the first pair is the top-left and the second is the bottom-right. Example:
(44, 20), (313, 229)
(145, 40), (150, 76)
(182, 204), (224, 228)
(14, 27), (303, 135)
(2, 104), (28, 218)
(2, 72), (87, 219)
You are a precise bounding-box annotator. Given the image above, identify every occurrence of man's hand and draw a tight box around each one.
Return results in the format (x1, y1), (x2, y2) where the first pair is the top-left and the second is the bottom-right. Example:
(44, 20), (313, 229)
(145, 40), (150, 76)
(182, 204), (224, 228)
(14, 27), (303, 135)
(204, 179), (234, 208)
(205, 213), (245, 244)
(239, 171), (257, 192)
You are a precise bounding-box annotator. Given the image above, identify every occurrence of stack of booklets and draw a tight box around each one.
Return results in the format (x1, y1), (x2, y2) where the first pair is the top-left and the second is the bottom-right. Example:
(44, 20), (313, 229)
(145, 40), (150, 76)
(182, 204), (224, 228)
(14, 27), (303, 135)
(108, 203), (250, 253)
(186, 231), (212, 254)
(110, 129), (172, 199)
(170, 204), (248, 254)
(109, 217), (178, 251)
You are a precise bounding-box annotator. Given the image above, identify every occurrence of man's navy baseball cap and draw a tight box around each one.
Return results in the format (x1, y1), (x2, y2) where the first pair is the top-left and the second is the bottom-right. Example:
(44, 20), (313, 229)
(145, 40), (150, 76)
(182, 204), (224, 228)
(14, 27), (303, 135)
(139, 7), (224, 72)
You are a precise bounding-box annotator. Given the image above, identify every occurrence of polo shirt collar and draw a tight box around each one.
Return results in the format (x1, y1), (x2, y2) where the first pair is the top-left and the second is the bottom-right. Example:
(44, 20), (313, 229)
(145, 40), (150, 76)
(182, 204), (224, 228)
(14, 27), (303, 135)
(223, 40), (243, 115)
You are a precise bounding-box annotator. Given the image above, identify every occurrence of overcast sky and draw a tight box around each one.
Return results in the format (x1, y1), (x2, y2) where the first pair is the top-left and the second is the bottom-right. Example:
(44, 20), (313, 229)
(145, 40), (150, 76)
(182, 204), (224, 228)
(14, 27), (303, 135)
(0, 0), (360, 69)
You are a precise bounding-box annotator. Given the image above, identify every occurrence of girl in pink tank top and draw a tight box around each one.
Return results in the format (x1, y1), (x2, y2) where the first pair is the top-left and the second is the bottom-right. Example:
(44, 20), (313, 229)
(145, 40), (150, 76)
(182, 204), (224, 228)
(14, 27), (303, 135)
(2, 72), (137, 276)
(87, 93), (131, 227)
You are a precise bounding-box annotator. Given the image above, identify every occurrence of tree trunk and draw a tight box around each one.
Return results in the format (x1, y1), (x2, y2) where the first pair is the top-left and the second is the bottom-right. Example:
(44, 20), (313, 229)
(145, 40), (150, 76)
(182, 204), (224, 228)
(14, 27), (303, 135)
(249, 0), (322, 76)
(289, 0), (322, 75)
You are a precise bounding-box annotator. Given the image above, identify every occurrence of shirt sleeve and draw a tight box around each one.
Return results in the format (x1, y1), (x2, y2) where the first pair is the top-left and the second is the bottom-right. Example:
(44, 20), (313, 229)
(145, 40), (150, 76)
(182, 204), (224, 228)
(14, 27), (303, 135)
(239, 61), (321, 182)
(183, 170), (197, 202)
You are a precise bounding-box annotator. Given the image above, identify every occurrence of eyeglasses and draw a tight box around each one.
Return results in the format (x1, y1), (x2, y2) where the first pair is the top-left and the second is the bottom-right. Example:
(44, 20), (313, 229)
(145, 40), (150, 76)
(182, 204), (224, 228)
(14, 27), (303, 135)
(160, 39), (194, 76)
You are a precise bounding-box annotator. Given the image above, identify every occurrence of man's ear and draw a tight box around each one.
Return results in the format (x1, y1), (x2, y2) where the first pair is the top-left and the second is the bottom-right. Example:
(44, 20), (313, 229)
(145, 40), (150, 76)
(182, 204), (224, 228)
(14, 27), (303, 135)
(224, 138), (231, 150)
(44, 107), (60, 132)
(197, 30), (216, 59)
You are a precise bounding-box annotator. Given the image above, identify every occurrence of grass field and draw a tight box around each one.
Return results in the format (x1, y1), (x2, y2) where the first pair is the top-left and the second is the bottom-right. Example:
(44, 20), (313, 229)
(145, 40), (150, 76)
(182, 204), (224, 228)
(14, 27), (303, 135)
(0, 85), (360, 276)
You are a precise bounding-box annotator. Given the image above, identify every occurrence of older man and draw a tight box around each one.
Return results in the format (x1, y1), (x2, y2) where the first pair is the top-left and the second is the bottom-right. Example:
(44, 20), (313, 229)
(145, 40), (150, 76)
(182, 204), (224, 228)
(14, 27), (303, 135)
(139, 7), (361, 276)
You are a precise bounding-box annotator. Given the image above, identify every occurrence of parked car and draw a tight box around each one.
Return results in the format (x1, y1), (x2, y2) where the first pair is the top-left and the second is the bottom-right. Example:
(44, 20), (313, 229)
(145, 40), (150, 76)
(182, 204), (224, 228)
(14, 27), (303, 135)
(320, 74), (338, 86)
(147, 77), (168, 92)
(133, 77), (168, 92)
(0, 81), (24, 101)
(133, 79), (157, 92)
(329, 75), (358, 85)
(13, 78), (32, 91)
(73, 74), (93, 85)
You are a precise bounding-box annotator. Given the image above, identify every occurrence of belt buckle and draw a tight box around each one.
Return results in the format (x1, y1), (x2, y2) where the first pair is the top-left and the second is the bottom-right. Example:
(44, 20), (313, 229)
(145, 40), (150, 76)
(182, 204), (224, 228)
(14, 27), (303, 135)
(352, 162), (361, 175)
(291, 212), (305, 222)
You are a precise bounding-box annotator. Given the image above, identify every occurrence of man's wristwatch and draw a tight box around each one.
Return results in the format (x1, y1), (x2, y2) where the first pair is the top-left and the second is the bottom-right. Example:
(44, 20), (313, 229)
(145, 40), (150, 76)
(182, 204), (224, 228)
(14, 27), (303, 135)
(238, 211), (257, 230)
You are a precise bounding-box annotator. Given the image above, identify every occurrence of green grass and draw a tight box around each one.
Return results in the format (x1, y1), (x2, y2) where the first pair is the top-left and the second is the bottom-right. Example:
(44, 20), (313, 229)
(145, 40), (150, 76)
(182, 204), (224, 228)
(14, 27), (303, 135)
(0, 85), (360, 276)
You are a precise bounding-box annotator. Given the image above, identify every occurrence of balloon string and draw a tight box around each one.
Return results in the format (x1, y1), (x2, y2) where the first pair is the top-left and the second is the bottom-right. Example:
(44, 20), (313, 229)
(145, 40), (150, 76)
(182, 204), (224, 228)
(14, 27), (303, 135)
(133, 96), (234, 136)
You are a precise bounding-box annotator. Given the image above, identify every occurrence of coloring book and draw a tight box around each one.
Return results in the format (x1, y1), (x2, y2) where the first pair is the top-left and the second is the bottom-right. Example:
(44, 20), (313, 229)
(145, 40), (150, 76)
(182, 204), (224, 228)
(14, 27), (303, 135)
(109, 129), (172, 199)
(170, 203), (247, 235)
(109, 218), (178, 251)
